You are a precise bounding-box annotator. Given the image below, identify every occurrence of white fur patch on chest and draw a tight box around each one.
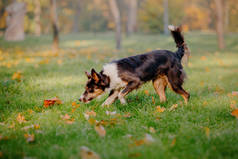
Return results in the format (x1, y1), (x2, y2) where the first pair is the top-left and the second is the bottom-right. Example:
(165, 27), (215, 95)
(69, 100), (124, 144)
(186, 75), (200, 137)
(103, 63), (127, 91)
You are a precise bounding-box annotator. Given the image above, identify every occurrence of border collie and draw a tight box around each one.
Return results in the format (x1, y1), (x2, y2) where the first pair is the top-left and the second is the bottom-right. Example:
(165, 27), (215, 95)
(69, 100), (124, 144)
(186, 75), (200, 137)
(79, 25), (190, 106)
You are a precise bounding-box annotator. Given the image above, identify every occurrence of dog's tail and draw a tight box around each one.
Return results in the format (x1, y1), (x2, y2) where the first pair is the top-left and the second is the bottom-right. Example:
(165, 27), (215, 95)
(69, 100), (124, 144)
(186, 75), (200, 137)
(168, 25), (190, 63)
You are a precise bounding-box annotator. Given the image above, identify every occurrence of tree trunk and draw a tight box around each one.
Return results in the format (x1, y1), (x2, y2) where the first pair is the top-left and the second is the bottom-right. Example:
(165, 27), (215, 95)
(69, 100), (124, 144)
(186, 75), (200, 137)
(214, 0), (225, 49)
(50, 0), (59, 52)
(224, 1), (229, 33)
(109, 0), (121, 50)
(73, 0), (80, 33)
(127, 0), (137, 36)
(4, 2), (26, 41)
(34, 0), (41, 36)
(163, 0), (169, 35)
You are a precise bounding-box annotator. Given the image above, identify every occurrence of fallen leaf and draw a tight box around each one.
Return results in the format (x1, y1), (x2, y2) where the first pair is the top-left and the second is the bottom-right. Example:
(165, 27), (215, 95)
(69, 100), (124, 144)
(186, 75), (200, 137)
(171, 138), (176, 146)
(84, 111), (96, 120)
(128, 153), (141, 158)
(169, 104), (178, 111)
(144, 90), (149, 96)
(231, 109), (238, 118)
(200, 56), (207, 61)
(95, 125), (106, 137)
(134, 139), (145, 146)
(80, 146), (100, 159)
(230, 100), (236, 109)
(12, 72), (22, 81)
(88, 118), (97, 125)
(156, 106), (166, 113)
(61, 114), (71, 120)
(143, 133), (155, 144)
(43, 97), (62, 108)
(232, 91), (238, 97)
(24, 134), (35, 143)
(149, 127), (156, 133)
(61, 114), (75, 124)
(16, 113), (26, 124)
(204, 127), (210, 137)
(152, 96), (155, 104)
(123, 112), (131, 118)
(106, 111), (117, 116)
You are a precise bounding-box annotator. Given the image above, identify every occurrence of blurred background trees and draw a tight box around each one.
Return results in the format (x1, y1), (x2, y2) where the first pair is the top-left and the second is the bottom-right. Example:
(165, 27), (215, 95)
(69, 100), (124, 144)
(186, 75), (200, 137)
(1, 0), (238, 49)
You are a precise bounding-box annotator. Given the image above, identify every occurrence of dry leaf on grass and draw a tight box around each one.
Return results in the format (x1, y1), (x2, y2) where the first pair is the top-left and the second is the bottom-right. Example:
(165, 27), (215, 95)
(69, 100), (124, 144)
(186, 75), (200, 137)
(80, 146), (100, 159)
(149, 127), (156, 133)
(169, 104), (178, 111)
(144, 90), (149, 96)
(24, 134), (35, 143)
(16, 113), (26, 124)
(143, 134), (155, 144)
(106, 111), (117, 116)
(204, 127), (210, 137)
(84, 111), (96, 120)
(232, 91), (238, 97)
(156, 106), (166, 113)
(43, 97), (62, 108)
(95, 125), (106, 137)
(231, 109), (238, 118)
(171, 138), (176, 146)
(12, 72), (22, 81)
(61, 114), (75, 124)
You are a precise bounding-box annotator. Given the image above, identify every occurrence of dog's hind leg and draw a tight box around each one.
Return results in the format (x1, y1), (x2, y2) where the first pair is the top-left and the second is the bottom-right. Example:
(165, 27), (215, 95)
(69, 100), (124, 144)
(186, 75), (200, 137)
(102, 89), (119, 106)
(153, 76), (168, 102)
(167, 70), (190, 104)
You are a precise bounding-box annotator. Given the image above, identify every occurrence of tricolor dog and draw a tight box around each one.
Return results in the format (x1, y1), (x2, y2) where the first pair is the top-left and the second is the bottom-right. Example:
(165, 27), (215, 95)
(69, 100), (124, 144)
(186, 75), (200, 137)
(79, 25), (190, 106)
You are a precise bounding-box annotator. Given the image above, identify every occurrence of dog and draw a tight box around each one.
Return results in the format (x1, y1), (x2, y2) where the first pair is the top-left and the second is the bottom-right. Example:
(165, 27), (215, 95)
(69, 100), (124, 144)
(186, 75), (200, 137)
(79, 25), (190, 106)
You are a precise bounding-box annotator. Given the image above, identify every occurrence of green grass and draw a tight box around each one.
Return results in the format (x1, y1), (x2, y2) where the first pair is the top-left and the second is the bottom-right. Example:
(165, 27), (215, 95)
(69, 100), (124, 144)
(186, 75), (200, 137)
(0, 32), (238, 159)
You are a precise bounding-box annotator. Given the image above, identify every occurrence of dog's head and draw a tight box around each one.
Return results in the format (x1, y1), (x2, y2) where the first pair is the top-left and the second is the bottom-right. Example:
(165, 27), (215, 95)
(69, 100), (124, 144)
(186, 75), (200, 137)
(79, 69), (110, 103)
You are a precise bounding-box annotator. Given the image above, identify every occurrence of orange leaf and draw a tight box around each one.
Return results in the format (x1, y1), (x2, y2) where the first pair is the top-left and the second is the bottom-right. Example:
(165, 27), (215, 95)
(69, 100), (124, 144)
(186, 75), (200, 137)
(144, 90), (149, 96)
(95, 125), (106, 137)
(134, 139), (145, 146)
(152, 96), (155, 104)
(171, 138), (176, 146)
(231, 109), (238, 118)
(12, 72), (22, 81)
(43, 97), (62, 108)
(16, 113), (26, 124)
(156, 106), (166, 113)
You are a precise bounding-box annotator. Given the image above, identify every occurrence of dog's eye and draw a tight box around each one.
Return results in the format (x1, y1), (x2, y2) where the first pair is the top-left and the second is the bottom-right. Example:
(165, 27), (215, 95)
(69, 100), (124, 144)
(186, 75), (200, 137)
(89, 89), (94, 93)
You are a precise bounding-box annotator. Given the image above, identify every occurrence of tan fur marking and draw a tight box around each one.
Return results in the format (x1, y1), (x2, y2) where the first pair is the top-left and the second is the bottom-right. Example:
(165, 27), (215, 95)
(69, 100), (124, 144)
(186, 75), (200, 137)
(153, 76), (168, 102)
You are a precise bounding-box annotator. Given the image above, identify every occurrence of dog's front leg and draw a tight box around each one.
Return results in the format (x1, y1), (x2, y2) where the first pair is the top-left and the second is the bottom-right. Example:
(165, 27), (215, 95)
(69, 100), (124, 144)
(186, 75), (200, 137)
(118, 80), (141, 105)
(102, 90), (119, 106)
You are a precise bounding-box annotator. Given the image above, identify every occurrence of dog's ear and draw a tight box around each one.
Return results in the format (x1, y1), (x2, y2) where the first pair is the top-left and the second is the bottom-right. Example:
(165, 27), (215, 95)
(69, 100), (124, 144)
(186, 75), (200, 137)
(91, 68), (100, 83)
(85, 71), (91, 79)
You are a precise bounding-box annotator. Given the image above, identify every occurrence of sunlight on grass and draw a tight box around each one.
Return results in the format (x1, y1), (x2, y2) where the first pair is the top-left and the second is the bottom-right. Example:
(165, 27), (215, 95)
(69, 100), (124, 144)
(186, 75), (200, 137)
(0, 32), (238, 159)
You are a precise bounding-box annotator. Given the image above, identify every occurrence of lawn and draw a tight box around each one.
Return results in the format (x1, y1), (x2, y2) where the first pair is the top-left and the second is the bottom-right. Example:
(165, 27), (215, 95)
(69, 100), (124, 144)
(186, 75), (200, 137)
(0, 32), (238, 159)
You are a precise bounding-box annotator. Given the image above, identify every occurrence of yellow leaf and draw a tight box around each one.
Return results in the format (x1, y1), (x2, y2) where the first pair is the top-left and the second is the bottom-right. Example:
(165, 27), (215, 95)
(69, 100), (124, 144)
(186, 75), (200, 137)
(204, 127), (210, 137)
(95, 125), (106, 137)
